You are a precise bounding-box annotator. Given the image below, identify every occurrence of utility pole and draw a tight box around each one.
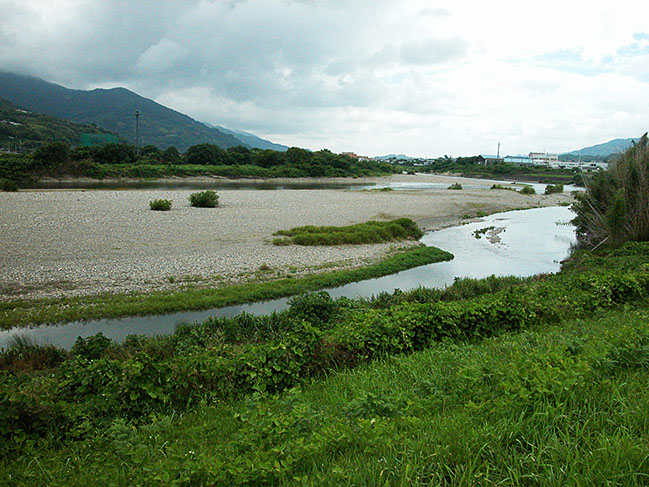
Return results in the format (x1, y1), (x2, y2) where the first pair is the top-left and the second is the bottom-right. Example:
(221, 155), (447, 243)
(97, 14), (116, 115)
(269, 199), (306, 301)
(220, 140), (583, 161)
(497, 142), (500, 159)
(134, 110), (141, 155)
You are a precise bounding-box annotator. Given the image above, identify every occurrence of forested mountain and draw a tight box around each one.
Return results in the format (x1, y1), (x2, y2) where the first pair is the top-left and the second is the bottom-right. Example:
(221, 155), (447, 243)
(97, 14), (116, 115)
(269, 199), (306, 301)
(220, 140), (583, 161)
(0, 97), (117, 151)
(0, 72), (270, 151)
(565, 137), (638, 157)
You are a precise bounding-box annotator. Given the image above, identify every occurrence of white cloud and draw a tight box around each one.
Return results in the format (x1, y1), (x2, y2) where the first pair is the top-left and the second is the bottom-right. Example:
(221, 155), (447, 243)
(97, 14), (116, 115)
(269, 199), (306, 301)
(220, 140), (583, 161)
(2, 0), (649, 155)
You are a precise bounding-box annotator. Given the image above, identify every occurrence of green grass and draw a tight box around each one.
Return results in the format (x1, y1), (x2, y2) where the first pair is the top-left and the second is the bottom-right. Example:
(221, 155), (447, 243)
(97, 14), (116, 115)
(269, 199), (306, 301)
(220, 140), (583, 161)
(272, 218), (424, 246)
(4, 306), (649, 485)
(0, 244), (453, 329)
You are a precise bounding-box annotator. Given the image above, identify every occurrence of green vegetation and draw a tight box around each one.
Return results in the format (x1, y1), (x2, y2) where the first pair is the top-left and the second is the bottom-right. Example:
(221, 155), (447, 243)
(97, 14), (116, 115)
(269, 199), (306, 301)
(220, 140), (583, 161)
(0, 245), (452, 329)
(572, 133), (649, 248)
(0, 97), (117, 152)
(149, 199), (172, 211)
(0, 141), (398, 186)
(3, 243), (649, 484)
(189, 190), (219, 208)
(544, 183), (564, 194)
(519, 184), (536, 195)
(447, 182), (462, 190)
(490, 183), (516, 191)
(0, 178), (18, 191)
(473, 226), (495, 239)
(273, 218), (424, 246)
(400, 157), (579, 184)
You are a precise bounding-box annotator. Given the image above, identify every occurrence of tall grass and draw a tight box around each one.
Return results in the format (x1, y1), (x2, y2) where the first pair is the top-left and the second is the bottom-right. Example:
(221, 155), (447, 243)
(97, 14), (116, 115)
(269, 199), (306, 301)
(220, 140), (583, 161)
(573, 133), (649, 248)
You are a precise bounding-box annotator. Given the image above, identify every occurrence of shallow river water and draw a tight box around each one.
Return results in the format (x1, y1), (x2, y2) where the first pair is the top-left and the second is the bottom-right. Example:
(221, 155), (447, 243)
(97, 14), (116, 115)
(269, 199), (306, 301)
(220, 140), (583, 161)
(0, 206), (576, 349)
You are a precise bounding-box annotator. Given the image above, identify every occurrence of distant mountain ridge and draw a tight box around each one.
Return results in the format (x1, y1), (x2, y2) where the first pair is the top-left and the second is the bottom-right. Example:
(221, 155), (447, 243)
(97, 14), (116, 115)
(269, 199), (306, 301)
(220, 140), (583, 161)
(0, 72), (283, 152)
(210, 125), (288, 151)
(564, 137), (639, 157)
(375, 154), (415, 160)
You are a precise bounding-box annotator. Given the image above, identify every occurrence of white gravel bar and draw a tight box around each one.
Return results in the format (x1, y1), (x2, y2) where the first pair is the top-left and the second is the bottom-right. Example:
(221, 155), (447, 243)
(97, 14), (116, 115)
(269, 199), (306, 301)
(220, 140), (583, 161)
(0, 174), (573, 300)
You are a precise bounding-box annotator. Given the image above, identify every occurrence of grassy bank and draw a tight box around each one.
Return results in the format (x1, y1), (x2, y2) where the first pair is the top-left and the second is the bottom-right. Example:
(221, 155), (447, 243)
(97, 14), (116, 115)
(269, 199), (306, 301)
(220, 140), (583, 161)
(0, 244), (452, 329)
(2, 243), (649, 484)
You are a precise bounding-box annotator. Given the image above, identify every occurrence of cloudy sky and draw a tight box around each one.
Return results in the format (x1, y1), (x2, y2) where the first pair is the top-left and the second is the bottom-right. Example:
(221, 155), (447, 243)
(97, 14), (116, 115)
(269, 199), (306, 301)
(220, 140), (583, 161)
(2, 0), (649, 157)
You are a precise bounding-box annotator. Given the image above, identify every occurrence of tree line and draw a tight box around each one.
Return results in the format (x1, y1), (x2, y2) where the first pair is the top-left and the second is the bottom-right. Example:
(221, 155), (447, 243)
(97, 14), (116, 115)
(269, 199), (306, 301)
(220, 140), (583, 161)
(0, 142), (397, 184)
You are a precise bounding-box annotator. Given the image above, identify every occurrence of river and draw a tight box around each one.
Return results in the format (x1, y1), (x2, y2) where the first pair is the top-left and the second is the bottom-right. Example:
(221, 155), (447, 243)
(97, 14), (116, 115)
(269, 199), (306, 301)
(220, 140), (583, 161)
(0, 205), (576, 349)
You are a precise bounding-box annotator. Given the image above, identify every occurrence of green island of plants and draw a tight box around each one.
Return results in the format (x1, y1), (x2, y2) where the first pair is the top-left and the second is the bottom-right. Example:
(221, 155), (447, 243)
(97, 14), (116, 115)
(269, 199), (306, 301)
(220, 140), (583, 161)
(272, 218), (423, 246)
(519, 184), (536, 195)
(447, 182), (462, 190)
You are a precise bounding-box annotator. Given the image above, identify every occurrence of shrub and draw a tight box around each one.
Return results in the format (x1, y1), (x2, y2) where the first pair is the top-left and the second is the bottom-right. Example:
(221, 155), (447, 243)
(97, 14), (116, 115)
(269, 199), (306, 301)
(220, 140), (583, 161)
(519, 185), (536, 195)
(149, 199), (172, 211)
(0, 179), (18, 192)
(189, 190), (219, 208)
(447, 183), (462, 190)
(544, 183), (564, 195)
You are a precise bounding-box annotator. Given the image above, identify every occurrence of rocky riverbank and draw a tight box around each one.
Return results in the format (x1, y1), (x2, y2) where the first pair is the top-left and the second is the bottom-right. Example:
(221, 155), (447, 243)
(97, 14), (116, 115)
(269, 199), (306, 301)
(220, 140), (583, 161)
(1, 174), (573, 300)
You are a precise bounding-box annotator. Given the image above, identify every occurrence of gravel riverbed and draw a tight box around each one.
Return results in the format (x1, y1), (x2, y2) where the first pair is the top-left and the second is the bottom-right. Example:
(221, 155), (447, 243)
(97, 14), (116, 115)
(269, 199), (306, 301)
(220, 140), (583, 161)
(0, 174), (573, 300)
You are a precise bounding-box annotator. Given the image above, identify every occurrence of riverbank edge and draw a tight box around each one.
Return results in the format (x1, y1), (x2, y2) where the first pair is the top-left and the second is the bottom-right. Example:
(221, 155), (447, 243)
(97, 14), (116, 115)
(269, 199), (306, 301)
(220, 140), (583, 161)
(0, 245), (453, 331)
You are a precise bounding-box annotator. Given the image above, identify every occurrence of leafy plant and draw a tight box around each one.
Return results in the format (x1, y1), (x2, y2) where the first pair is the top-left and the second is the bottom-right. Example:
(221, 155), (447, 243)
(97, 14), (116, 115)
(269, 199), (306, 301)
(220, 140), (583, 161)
(519, 185), (536, 195)
(189, 190), (219, 208)
(149, 199), (172, 211)
(447, 183), (463, 190)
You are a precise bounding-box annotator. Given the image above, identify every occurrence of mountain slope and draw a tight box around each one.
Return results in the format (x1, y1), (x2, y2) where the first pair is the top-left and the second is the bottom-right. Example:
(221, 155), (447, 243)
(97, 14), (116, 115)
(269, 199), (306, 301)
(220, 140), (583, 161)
(0, 72), (245, 151)
(565, 137), (638, 157)
(213, 125), (288, 151)
(0, 97), (118, 151)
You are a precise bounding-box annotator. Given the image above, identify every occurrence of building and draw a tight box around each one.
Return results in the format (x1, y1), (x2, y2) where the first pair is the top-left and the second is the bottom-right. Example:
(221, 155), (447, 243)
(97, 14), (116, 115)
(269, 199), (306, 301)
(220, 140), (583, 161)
(477, 154), (503, 165)
(503, 156), (533, 165)
(529, 152), (560, 166)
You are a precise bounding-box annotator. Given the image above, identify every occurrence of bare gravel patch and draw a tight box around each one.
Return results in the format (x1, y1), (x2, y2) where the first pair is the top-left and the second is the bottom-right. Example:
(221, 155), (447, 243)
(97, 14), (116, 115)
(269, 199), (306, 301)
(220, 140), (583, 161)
(1, 175), (573, 300)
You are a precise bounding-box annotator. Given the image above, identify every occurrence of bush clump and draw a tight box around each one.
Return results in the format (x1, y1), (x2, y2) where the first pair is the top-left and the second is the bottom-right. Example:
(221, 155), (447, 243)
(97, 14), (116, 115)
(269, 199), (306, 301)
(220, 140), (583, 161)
(447, 183), (462, 190)
(544, 183), (564, 195)
(149, 199), (172, 211)
(189, 190), (219, 208)
(0, 179), (18, 192)
(519, 185), (536, 195)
